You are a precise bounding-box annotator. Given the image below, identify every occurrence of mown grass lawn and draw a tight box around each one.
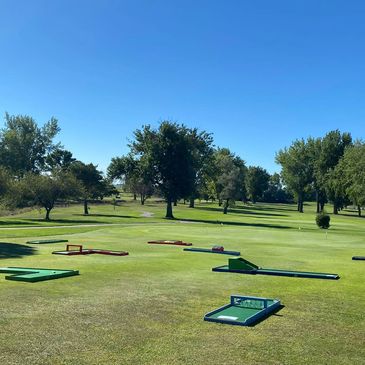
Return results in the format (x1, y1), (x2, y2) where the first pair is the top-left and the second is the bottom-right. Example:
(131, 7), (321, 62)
(0, 199), (364, 365)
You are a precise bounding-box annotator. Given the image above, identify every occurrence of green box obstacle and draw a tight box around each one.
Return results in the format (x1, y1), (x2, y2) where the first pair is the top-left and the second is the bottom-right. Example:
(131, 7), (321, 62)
(352, 256), (365, 260)
(212, 257), (340, 280)
(0, 267), (79, 282)
(204, 295), (281, 326)
(26, 239), (69, 244)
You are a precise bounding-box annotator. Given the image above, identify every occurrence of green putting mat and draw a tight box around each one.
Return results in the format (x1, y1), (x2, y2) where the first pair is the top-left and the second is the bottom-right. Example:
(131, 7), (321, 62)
(204, 295), (281, 326)
(0, 267), (79, 282)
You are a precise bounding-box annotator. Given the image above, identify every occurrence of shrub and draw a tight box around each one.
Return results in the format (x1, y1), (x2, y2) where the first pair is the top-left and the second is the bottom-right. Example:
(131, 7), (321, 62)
(316, 211), (330, 229)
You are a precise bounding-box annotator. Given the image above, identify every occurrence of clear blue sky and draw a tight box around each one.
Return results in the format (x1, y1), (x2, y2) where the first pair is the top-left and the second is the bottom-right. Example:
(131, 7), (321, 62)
(1, 0), (365, 173)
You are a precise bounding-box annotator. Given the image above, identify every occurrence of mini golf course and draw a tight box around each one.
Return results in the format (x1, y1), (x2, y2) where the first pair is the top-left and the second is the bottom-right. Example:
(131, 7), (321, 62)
(184, 246), (240, 255)
(0, 267), (79, 282)
(52, 244), (129, 256)
(204, 295), (281, 326)
(213, 257), (340, 280)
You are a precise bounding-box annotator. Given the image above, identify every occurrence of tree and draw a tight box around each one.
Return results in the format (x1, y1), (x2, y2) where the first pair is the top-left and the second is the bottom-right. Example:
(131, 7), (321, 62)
(45, 148), (76, 172)
(184, 128), (214, 208)
(245, 166), (270, 203)
(315, 130), (352, 213)
(17, 172), (81, 220)
(340, 143), (365, 216)
(108, 155), (154, 205)
(130, 122), (206, 218)
(212, 148), (246, 213)
(70, 161), (113, 215)
(276, 139), (313, 212)
(262, 173), (291, 203)
(0, 113), (60, 177)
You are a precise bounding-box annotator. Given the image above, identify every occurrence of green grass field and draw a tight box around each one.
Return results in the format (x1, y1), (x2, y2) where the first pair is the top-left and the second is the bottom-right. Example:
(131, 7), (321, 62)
(0, 199), (364, 365)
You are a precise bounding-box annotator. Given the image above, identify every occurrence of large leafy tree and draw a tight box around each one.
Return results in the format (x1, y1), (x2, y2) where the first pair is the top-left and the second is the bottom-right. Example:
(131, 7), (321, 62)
(339, 143), (365, 216)
(245, 166), (270, 203)
(108, 155), (154, 205)
(185, 128), (214, 208)
(315, 130), (352, 213)
(0, 113), (60, 177)
(70, 161), (114, 215)
(276, 139), (313, 212)
(16, 172), (81, 220)
(130, 121), (208, 218)
(45, 148), (76, 172)
(212, 148), (246, 213)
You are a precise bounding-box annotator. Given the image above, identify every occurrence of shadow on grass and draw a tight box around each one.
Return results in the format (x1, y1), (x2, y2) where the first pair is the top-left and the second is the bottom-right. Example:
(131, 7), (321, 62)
(176, 218), (291, 229)
(73, 214), (136, 219)
(0, 242), (36, 259)
(23, 218), (120, 225)
(195, 206), (287, 217)
(0, 220), (36, 226)
(248, 304), (285, 327)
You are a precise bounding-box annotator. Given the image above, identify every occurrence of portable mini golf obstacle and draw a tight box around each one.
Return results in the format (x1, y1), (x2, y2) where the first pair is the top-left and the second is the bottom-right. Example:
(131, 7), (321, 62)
(148, 240), (192, 246)
(184, 245), (240, 256)
(352, 256), (365, 261)
(0, 267), (79, 282)
(204, 295), (281, 326)
(52, 244), (129, 256)
(26, 239), (69, 244)
(212, 257), (340, 280)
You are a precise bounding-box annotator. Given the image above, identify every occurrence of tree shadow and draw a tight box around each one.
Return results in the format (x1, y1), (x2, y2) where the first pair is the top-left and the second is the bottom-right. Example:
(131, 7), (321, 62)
(0, 220), (36, 226)
(23, 218), (123, 224)
(176, 218), (291, 229)
(195, 206), (287, 217)
(73, 214), (137, 219)
(248, 304), (285, 327)
(0, 242), (36, 259)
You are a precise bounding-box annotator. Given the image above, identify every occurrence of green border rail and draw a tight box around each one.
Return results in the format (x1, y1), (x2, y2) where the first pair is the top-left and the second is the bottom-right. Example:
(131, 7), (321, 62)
(212, 257), (340, 280)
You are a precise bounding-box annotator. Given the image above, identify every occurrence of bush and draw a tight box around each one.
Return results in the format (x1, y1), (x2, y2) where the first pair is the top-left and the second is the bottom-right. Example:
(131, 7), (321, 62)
(316, 211), (330, 229)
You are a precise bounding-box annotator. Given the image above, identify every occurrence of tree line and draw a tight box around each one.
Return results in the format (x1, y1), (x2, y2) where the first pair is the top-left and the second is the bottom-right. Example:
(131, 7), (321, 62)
(107, 121), (289, 218)
(276, 130), (365, 216)
(0, 113), (115, 220)
(0, 113), (363, 220)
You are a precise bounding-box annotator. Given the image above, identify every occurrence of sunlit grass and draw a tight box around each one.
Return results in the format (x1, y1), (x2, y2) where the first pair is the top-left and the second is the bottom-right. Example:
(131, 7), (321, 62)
(0, 200), (364, 364)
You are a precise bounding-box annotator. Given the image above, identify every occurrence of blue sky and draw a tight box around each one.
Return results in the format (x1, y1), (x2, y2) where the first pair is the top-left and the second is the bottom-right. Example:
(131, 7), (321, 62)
(1, 0), (365, 173)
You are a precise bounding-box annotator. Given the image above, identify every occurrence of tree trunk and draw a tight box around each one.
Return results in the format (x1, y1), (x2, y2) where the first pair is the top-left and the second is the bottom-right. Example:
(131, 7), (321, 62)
(84, 199), (89, 215)
(166, 199), (174, 219)
(333, 202), (338, 215)
(358, 205), (362, 217)
(173, 199), (177, 206)
(218, 199), (222, 206)
(189, 198), (195, 208)
(320, 201), (325, 212)
(45, 208), (51, 221)
(316, 190), (320, 213)
(223, 199), (229, 214)
(133, 193), (137, 200)
(298, 192), (304, 213)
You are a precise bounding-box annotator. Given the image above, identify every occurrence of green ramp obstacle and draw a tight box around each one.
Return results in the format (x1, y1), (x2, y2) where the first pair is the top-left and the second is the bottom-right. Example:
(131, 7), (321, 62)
(204, 295), (281, 326)
(212, 257), (340, 280)
(352, 256), (365, 261)
(0, 267), (79, 282)
(27, 239), (68, 244)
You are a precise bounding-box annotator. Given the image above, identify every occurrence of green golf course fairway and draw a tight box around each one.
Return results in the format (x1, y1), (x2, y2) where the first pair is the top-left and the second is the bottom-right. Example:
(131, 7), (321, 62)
(0, 200), (364, 365)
